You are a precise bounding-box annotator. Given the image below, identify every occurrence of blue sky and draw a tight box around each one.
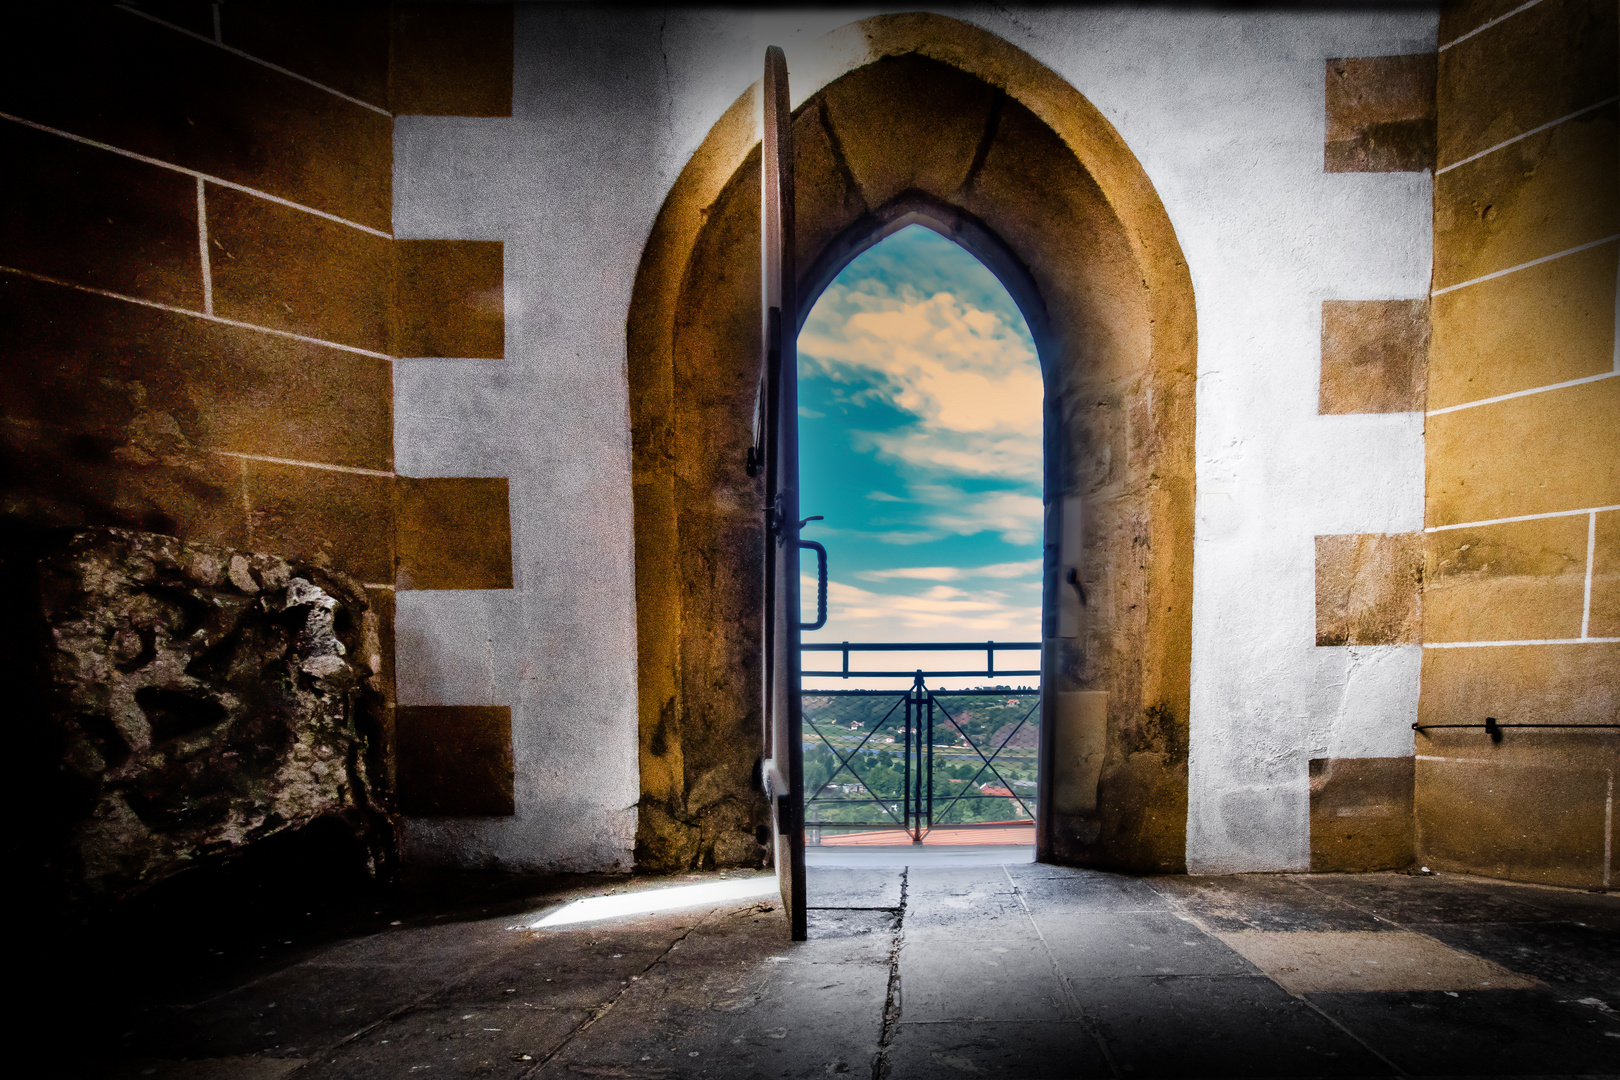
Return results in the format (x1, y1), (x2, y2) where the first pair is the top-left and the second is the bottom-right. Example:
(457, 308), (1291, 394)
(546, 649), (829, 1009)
(798, 225), (1043, 674)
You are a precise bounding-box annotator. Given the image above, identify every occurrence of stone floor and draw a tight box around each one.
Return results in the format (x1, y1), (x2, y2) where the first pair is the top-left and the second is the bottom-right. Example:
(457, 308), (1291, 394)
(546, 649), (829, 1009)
(82, 858), (1620, 1078)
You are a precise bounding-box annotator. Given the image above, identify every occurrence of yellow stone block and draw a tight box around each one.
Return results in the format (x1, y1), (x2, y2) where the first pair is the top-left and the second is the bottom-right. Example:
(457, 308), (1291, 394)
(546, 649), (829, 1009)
(1425, 376), (1620, 527)
(1437, 0), (1619, 166)
(1416, 727), (1617, 889)
(1418, 641), (1620, 727)
(1433, 105), (1618, 289)
(1430, 240), (1617, 410)
(820, 54), (998, 213)
(1424, 514), (1589, 642)
(1590, 509), (1620, 637)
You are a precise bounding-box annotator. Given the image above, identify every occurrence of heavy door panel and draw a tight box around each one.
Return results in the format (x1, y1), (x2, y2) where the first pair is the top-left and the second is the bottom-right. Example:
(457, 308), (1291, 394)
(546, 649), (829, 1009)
(759, 45), (807, 940)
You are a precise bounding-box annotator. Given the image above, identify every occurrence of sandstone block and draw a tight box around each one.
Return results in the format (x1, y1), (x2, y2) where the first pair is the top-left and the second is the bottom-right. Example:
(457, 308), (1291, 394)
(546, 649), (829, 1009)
(1425, 375), (1620, 527)
(1316, 533), (1423, 646)
(1437, 0), (1619, 166)
(1423, 514), (1589, 642)
(1325, 54), (1437, 173)
(1309, 756), (1415, 871)
(1320, 299), (1429, 414)
(1429, 239), (1616, 410)
(1433, 105), (1618, 289)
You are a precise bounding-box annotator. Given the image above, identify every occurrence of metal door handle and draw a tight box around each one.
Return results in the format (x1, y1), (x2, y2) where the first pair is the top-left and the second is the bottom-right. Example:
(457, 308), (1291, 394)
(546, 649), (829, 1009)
(800, 540), (827, 630)
(1066, 566), (1087, 606)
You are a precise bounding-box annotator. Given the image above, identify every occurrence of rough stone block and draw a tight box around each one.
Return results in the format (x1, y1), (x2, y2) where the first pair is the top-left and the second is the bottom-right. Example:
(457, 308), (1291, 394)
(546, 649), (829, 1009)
(1425, 375), (1620, 527)
(0, 7), (393, 231)
(1319, 299), (1429, 414)
(1417, 641), (1620, 727)
(1590, 509), (1620, 638)
(793, 102), (868, 287)
(1429, 238), (1617, 410)
(0, 122), (202, 308)
(1433, 104), (1618, 289)
(392, 240), (504, 359)
(206, 183), (392, 354)
(389, 2), (513, 117)
(1325, 54), (1437, 173)
(1309, 756), (1414, 871)
(31, 527), (388, 905)
(243, 459), (395, 584)
(1, 271), (393, 474)
(220, 1), (390, 110)
(1423, 514), (1589, 642)
(396, 705), (514, 815)
(1438, 0), (1619, 167)
(1052, 691), (1107, 815)
(1315, 533), (1423, 646)
(1440, 0), (1534, 45)
(1415, 727), (1617, 889)
(395, 477), (513, 591)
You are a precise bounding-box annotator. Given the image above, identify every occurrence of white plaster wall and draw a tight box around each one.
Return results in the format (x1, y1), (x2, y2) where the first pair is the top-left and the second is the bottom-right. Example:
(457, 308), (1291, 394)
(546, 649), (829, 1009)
(391, 3), (1434, 872)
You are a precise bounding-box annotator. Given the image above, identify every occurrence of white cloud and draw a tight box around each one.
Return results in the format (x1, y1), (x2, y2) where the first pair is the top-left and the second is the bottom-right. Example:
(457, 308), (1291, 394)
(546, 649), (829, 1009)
(800, 280), (1044, 497)
(804, 576), (1041, 638)
(924, 490), (1044, 547)
(819, 486), (1043, 547)
(856, 558), (1043, 583)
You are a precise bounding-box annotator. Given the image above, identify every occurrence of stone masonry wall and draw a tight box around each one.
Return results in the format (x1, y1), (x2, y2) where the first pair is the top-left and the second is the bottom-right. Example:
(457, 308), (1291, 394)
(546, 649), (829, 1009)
(1415, 0), (1619, 889)
(0, 4), (523, 879)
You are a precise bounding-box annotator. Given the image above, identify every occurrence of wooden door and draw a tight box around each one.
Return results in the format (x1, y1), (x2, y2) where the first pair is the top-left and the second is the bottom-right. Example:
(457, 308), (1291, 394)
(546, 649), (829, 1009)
(759, 44), (807, 940)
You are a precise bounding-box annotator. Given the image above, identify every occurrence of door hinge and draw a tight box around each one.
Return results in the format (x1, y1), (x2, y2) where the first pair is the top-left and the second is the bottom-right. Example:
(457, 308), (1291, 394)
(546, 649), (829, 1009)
(766, 494), (785, 540)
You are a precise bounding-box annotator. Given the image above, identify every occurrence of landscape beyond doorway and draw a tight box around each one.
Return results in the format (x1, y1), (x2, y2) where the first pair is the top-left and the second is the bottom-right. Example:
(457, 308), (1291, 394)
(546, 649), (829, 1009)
(798, 223), (1045, 853)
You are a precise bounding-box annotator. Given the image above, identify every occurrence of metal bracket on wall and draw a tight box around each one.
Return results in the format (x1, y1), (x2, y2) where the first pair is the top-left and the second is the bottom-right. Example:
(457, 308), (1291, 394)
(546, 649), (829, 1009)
(1412, 718), (1620, 742)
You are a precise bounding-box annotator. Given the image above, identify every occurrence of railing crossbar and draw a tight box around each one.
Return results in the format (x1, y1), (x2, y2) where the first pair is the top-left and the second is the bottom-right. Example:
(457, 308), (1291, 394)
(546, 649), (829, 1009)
(803, 639), (1040, 681)
(804, 668), (1041, 678)
(801, 641), (1040, 651)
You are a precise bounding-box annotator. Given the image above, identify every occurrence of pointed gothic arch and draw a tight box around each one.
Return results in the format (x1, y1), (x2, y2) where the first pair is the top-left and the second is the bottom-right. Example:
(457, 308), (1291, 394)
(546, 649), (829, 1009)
(627, 13), (1197, 873)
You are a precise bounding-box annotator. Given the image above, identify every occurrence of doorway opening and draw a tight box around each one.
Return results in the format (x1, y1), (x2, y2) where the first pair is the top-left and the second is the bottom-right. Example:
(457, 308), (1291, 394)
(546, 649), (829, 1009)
(627, 12), (1197, 887)
(796, 223), (1043, 865)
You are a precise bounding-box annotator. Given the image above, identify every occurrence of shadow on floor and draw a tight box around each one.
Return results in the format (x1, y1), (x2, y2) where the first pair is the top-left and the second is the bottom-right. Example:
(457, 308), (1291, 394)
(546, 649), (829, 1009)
(39, 857), (1620, 1079)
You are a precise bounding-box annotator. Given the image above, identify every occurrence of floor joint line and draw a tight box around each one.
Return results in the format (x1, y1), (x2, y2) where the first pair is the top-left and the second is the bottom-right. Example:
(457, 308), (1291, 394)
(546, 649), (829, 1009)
(870, 867), (908, 1080)
(1004, 865), (1122, 1079)
(518, 913), (711, 1079)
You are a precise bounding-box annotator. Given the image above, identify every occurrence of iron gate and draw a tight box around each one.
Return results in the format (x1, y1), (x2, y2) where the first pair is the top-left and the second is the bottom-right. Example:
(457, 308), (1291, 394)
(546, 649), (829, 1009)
(799, 643), (1040, 843)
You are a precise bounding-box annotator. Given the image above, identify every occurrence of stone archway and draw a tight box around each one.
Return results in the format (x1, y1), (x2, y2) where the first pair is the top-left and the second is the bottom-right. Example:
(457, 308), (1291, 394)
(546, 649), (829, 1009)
(627, 13), (1197, 873)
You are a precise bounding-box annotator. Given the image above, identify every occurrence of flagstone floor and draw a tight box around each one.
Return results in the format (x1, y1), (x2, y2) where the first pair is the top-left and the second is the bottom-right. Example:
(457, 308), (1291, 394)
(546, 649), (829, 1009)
(78, 862), (1620, 1078)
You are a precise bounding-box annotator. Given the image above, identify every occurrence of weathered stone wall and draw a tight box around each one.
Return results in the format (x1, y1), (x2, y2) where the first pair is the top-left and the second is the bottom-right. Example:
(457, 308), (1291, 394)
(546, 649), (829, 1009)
(31, 528), (389, 907)
(1413, 0), (1619, 890)
(1, 4), (523, 879)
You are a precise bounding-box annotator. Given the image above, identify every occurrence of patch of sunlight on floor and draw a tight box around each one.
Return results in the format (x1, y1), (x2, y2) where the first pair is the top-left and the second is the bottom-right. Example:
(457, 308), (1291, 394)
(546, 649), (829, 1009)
(522, 876), (779, 929)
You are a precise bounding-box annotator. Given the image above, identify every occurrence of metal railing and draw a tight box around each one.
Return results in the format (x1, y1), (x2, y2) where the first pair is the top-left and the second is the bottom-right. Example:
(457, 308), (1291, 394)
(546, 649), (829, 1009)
(801, 642), (1041, 843)
(802, 639), (1040, 679)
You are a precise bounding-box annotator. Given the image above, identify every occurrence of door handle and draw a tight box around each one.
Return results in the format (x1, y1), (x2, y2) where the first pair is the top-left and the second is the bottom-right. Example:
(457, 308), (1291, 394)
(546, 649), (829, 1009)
(800, 540), (827, 630)
(1066, 566), (1087, 606)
